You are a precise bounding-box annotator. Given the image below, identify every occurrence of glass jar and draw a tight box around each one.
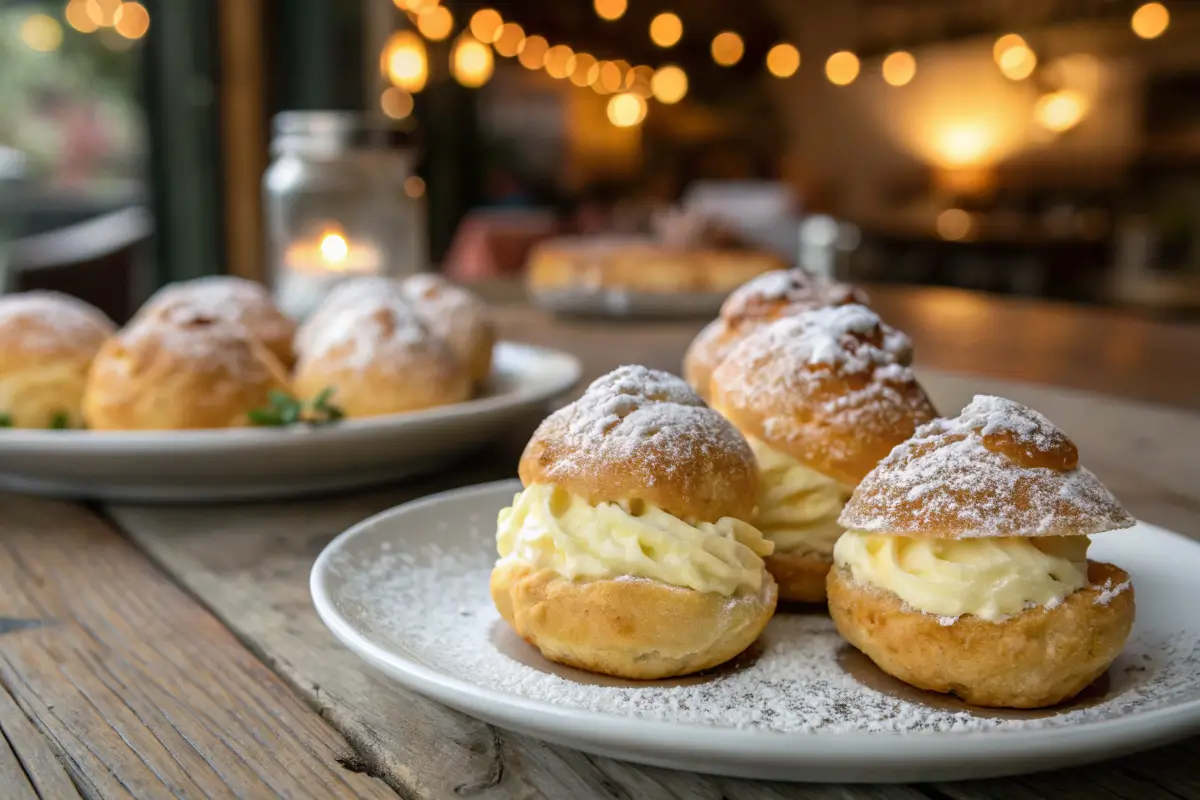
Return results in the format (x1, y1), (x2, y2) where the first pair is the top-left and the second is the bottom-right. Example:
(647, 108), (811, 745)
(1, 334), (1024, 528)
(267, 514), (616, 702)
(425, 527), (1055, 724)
(263, 111), (426, 319)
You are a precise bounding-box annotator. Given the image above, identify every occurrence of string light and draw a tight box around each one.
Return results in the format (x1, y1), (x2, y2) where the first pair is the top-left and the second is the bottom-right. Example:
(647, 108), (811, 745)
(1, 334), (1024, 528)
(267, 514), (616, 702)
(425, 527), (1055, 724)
(711, 32), (744, 66)
(518, 35), (549, 69)
(382, 30), (428, 93)
(451, 34), (494, 88)
(416, 6), (453, 41)
(87, 0), (120, 27)
(825, 51), (860, 85)
(607, 92), (647, 127)
(882, 51), (916, 86)
(649, 13), (682, 48)
(469, 8), (503, 43)
(651, 65), (688, 104)
(19, 14), (62, 51)
(570, 53), (598, 87)
(597, 61), (623, 93)
(380, 87), (414, 119)
(544, 45), (576, 80)
(494, 23), (525, 57)
(404, 176), (426, 198)
(594, 0), (627, 22)
(1131, 3), (1169, 39)
(1034, 91), (1087, 132)
(936, 209), (972, 241)
(992, 34), (1026, 63)
(998, 44), (1036, 80)
(114, 2), (149, 39)
(65, 1), (98, 33)
(766, 44), (800, 78)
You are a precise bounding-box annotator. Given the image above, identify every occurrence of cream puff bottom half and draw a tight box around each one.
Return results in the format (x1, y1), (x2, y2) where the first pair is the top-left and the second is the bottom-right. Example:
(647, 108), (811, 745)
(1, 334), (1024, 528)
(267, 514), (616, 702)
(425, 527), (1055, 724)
(491, 484), (778, 678)
(828, 533), (1135, 708)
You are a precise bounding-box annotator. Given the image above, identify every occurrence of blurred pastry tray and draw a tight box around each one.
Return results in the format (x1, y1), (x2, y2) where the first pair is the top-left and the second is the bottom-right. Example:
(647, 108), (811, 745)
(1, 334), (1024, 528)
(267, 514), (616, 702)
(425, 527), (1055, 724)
(529, 287), (728, 319)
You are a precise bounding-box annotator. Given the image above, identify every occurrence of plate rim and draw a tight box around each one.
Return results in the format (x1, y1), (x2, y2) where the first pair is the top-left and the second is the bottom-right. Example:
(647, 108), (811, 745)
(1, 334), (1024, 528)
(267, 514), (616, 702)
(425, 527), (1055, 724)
(310, 479), (1200, 770)
(0, 342), (581, 452)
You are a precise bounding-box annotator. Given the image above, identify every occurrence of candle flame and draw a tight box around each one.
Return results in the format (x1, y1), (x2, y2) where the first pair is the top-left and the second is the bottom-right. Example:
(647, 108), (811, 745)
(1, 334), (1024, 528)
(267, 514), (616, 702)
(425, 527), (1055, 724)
(319, 231), (350, 267)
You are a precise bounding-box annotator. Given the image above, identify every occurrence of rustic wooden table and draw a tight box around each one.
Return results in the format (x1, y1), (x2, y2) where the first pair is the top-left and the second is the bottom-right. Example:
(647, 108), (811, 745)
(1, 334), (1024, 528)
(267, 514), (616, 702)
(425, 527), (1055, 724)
(2, 285), (1198, 799)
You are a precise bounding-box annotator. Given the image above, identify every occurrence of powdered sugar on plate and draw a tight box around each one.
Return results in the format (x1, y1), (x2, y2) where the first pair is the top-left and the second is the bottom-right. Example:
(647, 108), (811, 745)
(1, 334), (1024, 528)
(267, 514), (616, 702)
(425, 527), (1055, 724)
(329, 522), (1200, 736)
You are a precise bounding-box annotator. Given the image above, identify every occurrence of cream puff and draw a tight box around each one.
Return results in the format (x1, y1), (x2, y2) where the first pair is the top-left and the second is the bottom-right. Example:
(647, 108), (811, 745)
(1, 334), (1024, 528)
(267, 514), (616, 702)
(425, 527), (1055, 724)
(0, 291), (115, 428)
(711, 304), (936, 602)
(683, 268), (872, 401)
(136, 275), (297, 367)
(400, 273), (494, 387)
(293, 276), (408, 356)
(491, 365), (778, 679)
(83, 312), (291, 430)
(828, 395), (1136, 708)
(292, 295), (470, 418)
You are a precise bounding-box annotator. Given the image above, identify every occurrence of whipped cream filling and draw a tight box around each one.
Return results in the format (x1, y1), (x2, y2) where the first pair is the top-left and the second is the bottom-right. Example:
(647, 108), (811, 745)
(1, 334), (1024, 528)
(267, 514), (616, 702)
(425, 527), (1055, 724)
(745, 435), (852, 557)
(834, 530), (1090, 621)
(495, 483), (773, 596)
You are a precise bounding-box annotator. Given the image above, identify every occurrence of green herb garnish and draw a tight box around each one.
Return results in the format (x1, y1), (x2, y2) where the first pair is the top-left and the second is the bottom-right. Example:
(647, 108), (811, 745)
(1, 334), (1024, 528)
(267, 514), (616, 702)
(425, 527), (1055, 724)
(0, 413), (12, 428)
(249, 387), (345, 428)
(49, 412), (71, 430)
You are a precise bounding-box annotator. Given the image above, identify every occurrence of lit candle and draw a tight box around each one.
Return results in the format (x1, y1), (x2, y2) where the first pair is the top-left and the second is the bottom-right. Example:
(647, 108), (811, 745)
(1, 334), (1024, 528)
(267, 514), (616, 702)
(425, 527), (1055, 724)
(276, 228), (383, 319)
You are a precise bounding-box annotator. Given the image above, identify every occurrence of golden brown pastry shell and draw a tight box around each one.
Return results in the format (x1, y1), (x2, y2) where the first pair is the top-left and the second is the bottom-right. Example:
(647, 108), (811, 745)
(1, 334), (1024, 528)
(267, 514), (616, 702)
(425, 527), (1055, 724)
(683, 319), (741, 401)
(765, 551), (833, 604)
(491, 562), (777, 679)
(826, 560), (1135, 708)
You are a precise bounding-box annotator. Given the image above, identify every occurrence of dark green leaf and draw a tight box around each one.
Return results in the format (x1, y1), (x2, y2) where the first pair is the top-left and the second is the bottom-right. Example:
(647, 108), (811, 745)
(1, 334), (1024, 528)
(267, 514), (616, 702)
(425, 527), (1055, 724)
(49, 413), (71, 430)
(248, 408), (285, 426)
(0, 413), (12, 428)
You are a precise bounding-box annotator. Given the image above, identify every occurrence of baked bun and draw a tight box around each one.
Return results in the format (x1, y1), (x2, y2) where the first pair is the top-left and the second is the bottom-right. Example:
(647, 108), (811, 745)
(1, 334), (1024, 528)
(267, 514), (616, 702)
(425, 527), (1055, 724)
(401, 273), (494, 386)
(520, 365), (759, 523)
(495, 365), (776, 679)
(137, 276), (296, 367)
(712, 304), (931, 487)
(294, 276), (407, 355)
(292, 296), (470, 418)
(83, 313), (291, 430)
(827, 560), (1134, 708)
(0, 291), (115, 428)
(840, 394), (1135, 538)
(683, 268), (874, 400)
(829, 395), (1136, 708)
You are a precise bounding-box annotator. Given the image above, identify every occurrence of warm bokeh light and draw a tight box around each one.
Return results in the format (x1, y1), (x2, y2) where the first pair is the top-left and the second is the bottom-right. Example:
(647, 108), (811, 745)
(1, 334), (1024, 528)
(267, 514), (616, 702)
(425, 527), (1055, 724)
(382, 31), (428, 93)
(998, 45), (1036, 80)
(398, 0), (438, 11)
(518, 35), (548, 69)
(607, 92), (648, 127)
(404, 176), (426, 198)
(494, 23), (525, 57)
(936, 124), (994, 167)
(825, 51), (860, 85)
(1034, 90), (1087, 132)
(594, 0), (627, 22)
(992, 34), (1026, 63)
(65, 1), (99, 33)
(597, 61), (623, 93)
(1131, 3), (1169, 39)
(711, 32), (744, 66)
(19, 13), (62, 51)
(468, 8), (503, 43)
(87, 0), (120, 27)
(649, 13), (683, 48)
(417, 6), (453, 41)
(451, 34), (494, 88)
(766, 43), (800, 78)
(651, 65), (688, 104)
(380, 87), (414, 119)
(882, 51), (916, 86)
(114, 2), (150, 39)
(570, 53), (598, 87)
(544, 45), (576, 80)
(319, 231), (349, 264)
(936, 209), (972, 241)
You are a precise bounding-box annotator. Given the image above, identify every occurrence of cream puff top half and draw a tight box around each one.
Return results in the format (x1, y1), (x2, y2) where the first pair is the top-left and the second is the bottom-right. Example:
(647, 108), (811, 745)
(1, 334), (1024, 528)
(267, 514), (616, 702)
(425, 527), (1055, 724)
(499, 366), (773, 596)
(834, 395), (1135, 621)
(718, 268), (870, 328)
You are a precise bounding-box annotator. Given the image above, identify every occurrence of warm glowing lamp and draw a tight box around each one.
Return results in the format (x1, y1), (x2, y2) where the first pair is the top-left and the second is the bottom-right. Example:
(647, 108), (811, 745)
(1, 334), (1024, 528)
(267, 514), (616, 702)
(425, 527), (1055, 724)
(451, 34), (494, 88)
(383, 31), (428, 93)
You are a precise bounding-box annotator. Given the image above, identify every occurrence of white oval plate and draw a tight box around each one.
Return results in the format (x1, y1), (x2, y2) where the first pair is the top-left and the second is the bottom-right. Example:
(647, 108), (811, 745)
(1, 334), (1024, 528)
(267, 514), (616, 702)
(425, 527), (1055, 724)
(312, 480), (1200, 783)
(0, 344), (579, 503)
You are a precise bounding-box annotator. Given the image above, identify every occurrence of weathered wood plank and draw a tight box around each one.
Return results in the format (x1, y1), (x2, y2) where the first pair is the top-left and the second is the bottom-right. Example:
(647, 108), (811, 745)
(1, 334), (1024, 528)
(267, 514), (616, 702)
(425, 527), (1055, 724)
(0, 493), (398, 800)
(0, 682), (81, 799)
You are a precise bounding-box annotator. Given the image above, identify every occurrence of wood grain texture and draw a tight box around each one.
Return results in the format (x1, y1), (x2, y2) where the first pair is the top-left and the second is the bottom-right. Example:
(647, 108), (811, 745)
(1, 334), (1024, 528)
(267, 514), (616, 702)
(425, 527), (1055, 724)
(0, 682), (81, 799)
(0, 493), (398, 800)
(108, 368), (1200, 800)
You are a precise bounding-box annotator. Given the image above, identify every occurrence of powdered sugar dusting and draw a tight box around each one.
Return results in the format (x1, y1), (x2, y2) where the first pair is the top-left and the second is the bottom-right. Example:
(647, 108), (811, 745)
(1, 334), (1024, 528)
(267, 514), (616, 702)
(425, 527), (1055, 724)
(113, 316), (281, 384)
(720, 269), (868, 324)
(0, 291), (114, 352)
(841, 395), (1136, 538)
(302, 295), (432, 374)
(1095, 578), (1132, 606)
(331, 528), (1200, 735)
(139, 276), (292, 345)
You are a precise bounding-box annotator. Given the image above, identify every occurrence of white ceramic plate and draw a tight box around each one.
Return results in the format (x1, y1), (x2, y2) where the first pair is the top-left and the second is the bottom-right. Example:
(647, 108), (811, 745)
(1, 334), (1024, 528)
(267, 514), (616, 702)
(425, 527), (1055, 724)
(0, 344), (579, 503)
(529, 287), (727, 318)
(312, 480), (1200, 783)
